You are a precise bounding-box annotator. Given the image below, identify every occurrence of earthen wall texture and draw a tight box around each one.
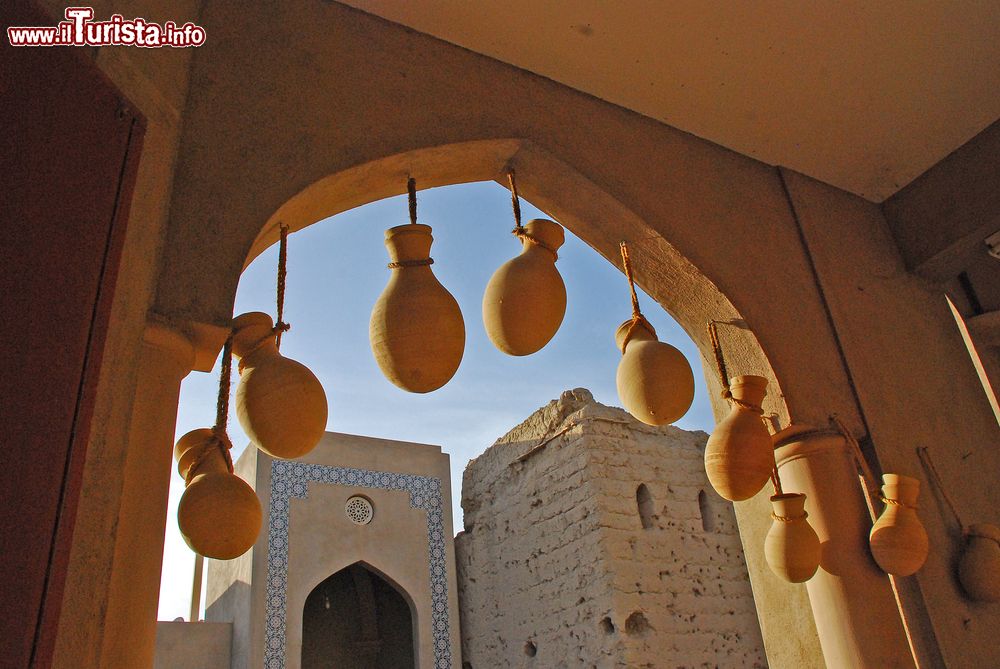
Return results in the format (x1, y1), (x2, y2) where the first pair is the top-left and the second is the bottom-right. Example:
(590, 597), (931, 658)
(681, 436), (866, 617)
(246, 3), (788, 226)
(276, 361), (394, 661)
(456, 389), (767, 668)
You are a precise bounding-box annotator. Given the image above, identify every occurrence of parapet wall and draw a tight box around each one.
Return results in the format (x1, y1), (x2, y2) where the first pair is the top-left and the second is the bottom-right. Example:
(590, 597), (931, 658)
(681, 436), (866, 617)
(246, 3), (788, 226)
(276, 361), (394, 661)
(456, 389), (767, 668)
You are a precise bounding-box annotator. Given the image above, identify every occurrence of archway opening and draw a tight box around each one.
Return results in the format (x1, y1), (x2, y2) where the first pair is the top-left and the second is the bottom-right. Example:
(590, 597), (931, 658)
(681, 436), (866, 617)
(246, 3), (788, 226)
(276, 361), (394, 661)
(302, 563), (415, 669)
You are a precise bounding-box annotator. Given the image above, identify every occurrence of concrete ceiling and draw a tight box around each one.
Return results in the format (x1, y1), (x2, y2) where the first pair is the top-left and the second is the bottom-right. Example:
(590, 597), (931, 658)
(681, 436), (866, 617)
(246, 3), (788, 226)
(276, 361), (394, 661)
(339, 1), (1000, 202)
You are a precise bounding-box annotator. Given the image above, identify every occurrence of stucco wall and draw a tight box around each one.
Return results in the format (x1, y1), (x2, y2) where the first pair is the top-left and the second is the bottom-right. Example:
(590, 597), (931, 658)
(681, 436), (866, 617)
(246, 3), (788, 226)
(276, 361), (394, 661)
(456, 389), (767, 668)
(154, 621), (232, 669)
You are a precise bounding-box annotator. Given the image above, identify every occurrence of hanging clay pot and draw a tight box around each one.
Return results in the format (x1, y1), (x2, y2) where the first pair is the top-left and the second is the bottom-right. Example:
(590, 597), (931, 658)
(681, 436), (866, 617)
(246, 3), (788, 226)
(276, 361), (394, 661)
(614, 318), (694, 426)
(233, 311), (328, 459)
(765, 492), (821, 583)
(958, 523), (1000, 601)
(175, 428), (261, 560)
(869, 474), (929, 576)
(482, 219), (567, 356)
(370, 223), (465, 393)
(704, 375), (773, 501)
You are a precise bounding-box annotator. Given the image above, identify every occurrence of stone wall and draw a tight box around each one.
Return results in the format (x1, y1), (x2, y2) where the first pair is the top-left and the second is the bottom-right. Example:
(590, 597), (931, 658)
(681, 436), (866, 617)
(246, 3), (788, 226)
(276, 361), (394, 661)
(456, 389), (766, 669)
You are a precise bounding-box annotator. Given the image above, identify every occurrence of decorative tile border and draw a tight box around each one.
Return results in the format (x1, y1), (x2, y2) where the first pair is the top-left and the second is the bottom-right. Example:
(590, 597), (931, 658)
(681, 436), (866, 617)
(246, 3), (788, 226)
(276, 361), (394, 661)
(264, 460), (451, 669)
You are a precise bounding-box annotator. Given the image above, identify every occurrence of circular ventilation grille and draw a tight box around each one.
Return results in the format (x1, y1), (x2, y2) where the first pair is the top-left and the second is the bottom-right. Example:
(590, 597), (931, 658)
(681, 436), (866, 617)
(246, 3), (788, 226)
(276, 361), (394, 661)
(345, 496), (374, 525)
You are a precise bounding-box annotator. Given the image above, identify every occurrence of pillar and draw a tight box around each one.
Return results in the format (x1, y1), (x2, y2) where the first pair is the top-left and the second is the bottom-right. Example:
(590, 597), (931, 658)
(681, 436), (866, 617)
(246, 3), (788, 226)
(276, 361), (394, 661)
(99, 322), (195, 668)
(773, 426), (914, 669)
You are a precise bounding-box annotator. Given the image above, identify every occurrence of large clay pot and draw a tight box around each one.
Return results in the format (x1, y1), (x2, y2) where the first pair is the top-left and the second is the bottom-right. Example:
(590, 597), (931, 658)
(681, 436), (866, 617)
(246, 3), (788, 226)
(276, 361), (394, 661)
(233, 312), (328, 459)
(175, 428), (261, 560)
(765, 492), (821, 583)
(614, 318), (694, 426)
(370, 224), (465, 392)
(958, 523), (1000, 601)
(869, 474), (929, 576)
(704, 375), (773, 501)
(482, 219), (567, 356)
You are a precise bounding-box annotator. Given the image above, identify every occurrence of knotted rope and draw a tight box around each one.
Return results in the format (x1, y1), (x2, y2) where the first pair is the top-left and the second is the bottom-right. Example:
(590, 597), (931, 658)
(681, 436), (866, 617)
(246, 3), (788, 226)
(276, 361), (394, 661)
(508, 170), (557, 259)
(185, 335), (236, 484)
(387, 177), (434, 270)
(770, 510), (805, 523)
(619, 241), (656, 349)
(917, 446), (966, 535)
(275, 223), (291, 350)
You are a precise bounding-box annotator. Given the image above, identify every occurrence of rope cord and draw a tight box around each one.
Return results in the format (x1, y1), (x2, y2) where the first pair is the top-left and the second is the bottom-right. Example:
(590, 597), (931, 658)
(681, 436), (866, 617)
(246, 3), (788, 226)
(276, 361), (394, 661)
(618, 241), (655, 349)
(408, 177), (417, 225)
(388, 258), (434, 269)
(770, 511), (806, 523)
(209, 334), (235, 475)
(916, 446), (966, 534)
(275, 223), (291, 350)
(706, 320), (762, 416)
(507, 170), (558, 259)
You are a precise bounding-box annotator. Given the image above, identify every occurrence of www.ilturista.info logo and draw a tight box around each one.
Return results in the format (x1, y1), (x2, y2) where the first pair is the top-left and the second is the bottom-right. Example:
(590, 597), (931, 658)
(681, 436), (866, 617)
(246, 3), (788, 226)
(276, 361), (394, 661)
(7, 7), (206, 48)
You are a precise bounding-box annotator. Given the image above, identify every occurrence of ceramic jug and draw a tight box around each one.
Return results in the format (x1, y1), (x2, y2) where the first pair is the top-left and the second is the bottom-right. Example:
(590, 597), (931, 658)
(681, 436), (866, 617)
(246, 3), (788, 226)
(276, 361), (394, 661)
(233, 312), (328, 459)
(704, 375), (773, 501)
(175, 428), (261, 560)
(614, 318), (695, 426)
(370, 224), (465, 393)
(482, 219), (567, 356)
(869, 474), (929, 576)
(764, 492), (821, 582)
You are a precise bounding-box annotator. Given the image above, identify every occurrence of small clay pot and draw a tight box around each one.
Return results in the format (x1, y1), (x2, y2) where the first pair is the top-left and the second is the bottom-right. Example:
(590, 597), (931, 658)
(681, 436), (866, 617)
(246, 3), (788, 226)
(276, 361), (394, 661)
(764, 493), (821, 583)
(704, 376), (774, 501)
(370, 224), (465, 393)
(483, 219), (566, 356)
(174, 428), (262, 560)
(958, 523), (1000, 602)
(869, 474), (929, 577)
(614, 318), (695, 426)
(233, 312), (328, 460)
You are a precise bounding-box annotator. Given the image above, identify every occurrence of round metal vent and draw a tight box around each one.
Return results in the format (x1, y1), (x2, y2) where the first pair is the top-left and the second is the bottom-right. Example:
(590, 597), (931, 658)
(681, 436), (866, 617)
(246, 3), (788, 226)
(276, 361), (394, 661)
(345, 496), (374, 525)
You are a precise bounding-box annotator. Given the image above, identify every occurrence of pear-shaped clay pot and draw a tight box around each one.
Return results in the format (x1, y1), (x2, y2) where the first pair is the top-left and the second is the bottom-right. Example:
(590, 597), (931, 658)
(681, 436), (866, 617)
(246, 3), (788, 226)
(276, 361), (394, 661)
(175, 428), (262, 560)
(869, 474), (929, 576)
(958, 523), (1000, 601)
(483, 219), (567, 356)
(233, 312), (328, 460)
(765, 493), (821, 583)
(614, 318), (694, 426)
(370, 224), (465, 393)
(704, 375), (773, 501)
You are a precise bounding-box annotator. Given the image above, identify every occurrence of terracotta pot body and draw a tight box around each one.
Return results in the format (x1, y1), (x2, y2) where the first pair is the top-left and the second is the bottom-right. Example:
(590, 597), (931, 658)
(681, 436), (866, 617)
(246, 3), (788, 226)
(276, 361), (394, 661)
(233, 312), (328, 460)
(958, 523), (1000, 601)
(614, 319), (694, 426)
(370, 224), (465, 393)
(765, 492), (821, 582)
(482, 219), (567, 356)
(869, 474), (929, 576)
(704, 375), (773, 501)
(174, 428), (262, 560)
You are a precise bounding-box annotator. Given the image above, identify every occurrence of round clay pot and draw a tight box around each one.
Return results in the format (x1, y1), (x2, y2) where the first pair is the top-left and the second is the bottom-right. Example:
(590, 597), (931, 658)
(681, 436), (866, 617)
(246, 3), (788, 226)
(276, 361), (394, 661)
(704, 375), (774, 501)
(958, 523), (1000, 602)
(174, 428), (262, 560)
(765, 492), (821, 583)
(614, 318), (694, 426)
(233, 312), (328, 460)
(370, 224), (465, 393)
(482, 219), (567, 356)
(869, 474), (929, 576)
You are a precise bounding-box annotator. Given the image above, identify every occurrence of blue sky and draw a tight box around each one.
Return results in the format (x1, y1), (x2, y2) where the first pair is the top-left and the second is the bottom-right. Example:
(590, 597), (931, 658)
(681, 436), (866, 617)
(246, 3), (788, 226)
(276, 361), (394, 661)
(158, 180), (714, 620)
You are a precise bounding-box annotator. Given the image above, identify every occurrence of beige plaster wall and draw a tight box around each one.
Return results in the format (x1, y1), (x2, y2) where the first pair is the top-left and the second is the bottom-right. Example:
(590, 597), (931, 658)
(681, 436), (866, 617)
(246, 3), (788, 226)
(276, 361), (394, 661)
(207, 432), (461, 669)
(457, 389), (769, 668)
(154, 621), (231, 669)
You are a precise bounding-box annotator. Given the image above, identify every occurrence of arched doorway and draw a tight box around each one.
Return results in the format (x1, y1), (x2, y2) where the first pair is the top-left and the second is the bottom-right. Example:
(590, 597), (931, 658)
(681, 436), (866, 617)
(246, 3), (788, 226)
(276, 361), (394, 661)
(302, 563), (416, 669)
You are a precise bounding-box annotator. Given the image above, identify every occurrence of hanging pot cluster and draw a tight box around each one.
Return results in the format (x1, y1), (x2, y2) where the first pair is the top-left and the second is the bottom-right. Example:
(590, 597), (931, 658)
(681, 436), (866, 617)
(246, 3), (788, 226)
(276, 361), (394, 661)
(765, 492), (821, 583)
(614, 242), (694, 426)
(370, 179), (465, 393)
(175, 428), (262, 560)
(483, 172), (567, 356)
(704, 375), (774, 501)
(233, 311), (328, 459)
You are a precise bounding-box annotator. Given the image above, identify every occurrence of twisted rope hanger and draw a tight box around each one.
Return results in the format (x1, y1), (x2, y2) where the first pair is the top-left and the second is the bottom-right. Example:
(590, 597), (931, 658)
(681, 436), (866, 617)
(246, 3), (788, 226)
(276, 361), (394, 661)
(618, 241), (656, 348)
(275, 223), (291, 350)
(507, 170), (557, 259)
(388, 177), (435, 269)
(181, 333), (236, 483)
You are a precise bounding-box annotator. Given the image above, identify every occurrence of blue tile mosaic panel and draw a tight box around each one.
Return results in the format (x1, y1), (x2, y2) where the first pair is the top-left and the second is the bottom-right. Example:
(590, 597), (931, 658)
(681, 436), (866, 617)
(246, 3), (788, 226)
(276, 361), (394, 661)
(264, 460), (451, 669)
